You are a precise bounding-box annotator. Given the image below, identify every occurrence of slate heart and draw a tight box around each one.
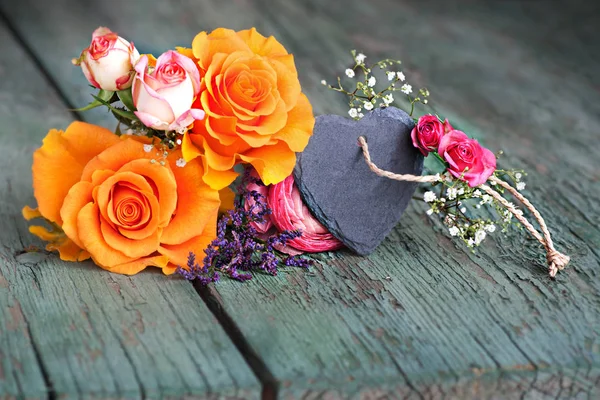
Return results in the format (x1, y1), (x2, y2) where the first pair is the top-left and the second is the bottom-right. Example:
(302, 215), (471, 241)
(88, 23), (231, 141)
(293, 106), (424, 255)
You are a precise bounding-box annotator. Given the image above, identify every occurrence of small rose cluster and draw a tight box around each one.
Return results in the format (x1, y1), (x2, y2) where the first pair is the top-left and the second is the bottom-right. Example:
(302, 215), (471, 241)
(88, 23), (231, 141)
(412, 115), (526, 248)
(411, 115), (496, 187)
(72, 27), (204, 145)
(177, 169), (314, 284)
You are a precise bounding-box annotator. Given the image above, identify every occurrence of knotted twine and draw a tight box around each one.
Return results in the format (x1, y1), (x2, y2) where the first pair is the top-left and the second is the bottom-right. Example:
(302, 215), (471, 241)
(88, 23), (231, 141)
(357, 136), (570, 278)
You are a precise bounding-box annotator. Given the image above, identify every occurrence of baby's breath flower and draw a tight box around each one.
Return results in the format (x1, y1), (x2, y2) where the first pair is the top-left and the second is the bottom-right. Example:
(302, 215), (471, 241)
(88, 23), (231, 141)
(426, 209), (434, 216)
(449, 226), (460, 237)
(517, 182), (526, 191)
(364, 102), (374, 111)
(367, 76), (376, 87)
(447, 187), (458, 200)
(515, 172), (522, 180)
(348, 108), (359, 118)
(176, 158), (187, 168)
(321, 80), (327, 85)
(397, 71), (405, 81)
(485, 224), (496, 233)
(383, 93), (394, 105)
(423, 99), (428, 104)
(474, 230), (486, 245)
(355, 53), (366, 64)
(358, 112), (364, 118)
(423, 191), (436, 202)
(176, 139), (182, 145)
(345, 68), (355, 78)
(473, 189), (482, 197)
(401, 84), (412, 94)
(143, 144), (153, 153)
(460, 207), (467, 213)
(387, 71), (396, 81)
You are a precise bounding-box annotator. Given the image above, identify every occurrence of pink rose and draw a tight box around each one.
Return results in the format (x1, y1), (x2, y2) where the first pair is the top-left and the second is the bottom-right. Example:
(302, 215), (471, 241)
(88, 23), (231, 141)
(73, 27), (140, 91)
(438, 130), (496, 187)
(132, 51), (205, 131)
(268, 175), (344, 253)
(411, 115), (452, 155)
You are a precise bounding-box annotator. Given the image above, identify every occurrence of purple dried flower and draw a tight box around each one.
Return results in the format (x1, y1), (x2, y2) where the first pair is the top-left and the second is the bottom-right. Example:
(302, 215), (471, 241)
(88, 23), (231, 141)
(177, 167), (313, 285)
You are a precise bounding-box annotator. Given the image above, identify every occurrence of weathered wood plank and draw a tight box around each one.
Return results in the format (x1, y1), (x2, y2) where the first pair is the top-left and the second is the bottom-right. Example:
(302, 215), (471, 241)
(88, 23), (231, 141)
(0, 20), (260, 399)
(0, 19), (64, 400)
(1, 0), (598, 398)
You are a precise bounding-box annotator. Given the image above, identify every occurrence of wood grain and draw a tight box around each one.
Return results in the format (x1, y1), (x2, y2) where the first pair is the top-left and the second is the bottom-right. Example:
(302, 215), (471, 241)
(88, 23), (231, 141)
(0, 0), (598, 398)
(0, 20), (260, 400)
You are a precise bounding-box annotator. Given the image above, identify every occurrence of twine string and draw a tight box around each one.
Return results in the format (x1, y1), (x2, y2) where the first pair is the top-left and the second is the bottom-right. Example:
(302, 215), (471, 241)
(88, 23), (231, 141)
(357, 136), (569, 278)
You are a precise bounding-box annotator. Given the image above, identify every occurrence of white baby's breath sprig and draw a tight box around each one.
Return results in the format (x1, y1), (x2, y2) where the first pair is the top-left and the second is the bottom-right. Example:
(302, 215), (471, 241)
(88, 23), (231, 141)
(324, 50), (432, 120)
(418, 164), (530, 249)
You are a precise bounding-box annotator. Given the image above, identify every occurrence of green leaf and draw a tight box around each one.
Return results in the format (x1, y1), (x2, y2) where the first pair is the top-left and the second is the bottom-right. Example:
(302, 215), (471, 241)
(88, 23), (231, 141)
(92, 94), (137, 120)
(73, 89), (115, 112)
(98, 89), (116, 102)
(117, 89), (136, 112)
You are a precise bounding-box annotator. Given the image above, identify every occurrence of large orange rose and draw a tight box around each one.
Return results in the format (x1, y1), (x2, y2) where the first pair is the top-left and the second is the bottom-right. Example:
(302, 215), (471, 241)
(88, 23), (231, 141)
(24, 122), (220, 275)
(181, 27), (314, 190)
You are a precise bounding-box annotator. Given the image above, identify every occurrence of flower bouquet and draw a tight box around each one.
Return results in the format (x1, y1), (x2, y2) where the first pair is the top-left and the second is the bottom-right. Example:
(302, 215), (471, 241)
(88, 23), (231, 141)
(23, 27), (569, 282)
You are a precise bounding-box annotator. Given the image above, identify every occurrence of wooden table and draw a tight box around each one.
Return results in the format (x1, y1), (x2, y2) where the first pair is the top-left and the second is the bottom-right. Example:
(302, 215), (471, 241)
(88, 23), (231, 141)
(0, 0), (598, 398)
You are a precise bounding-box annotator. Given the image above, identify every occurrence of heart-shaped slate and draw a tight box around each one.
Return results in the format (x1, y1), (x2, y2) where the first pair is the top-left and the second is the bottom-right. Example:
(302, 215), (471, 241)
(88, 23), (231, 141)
(293, 106), (423, 255)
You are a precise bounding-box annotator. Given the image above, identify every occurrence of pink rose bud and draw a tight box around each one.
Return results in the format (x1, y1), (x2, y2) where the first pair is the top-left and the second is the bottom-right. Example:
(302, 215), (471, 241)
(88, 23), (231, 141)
(438, 130), (497, 187)
(132, 51), (205, 131)
(268, 175), (344, 253)
(73, 27), (140, 91)
(411, 114), (446, 155)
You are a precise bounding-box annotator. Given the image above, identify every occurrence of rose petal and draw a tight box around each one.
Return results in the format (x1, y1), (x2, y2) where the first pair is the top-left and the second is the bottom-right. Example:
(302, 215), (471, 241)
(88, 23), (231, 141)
(60, 181), (94, 248)
(77, 202), (134, 268)
(159, 217), (217, 267)
(239, 141), (296, 186)
(33, 122), (120, 224)
(104, 255), (170, 275)
(271, 93), (314, 152)
(160, 152), (220, 244)
(100, 217), (161, 259)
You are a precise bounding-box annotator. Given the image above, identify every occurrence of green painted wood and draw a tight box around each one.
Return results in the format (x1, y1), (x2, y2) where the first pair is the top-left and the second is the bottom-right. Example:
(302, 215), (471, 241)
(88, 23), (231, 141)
(1, 0), (599, 398)
(0, 21), (260, 400)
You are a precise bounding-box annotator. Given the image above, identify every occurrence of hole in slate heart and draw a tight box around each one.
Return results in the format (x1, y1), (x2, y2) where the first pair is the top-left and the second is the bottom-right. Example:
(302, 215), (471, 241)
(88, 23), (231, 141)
(294, 107), (424, 255)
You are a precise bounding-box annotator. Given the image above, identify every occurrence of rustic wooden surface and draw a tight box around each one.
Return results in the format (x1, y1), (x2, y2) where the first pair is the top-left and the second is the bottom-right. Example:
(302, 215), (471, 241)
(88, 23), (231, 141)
(0, 0), (599, 399)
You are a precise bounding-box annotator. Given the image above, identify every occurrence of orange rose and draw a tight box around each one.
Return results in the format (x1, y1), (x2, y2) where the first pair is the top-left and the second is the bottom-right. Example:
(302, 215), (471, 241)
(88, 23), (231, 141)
(181, 28), (314, 190)
(23, 122), (220, 275)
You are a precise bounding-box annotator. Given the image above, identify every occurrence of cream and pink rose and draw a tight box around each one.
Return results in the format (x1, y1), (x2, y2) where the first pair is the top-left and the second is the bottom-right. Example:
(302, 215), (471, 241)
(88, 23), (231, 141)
(73, 27), (140, 91)
(132, 51), (205, 131)
(438, 130), (496, 187)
